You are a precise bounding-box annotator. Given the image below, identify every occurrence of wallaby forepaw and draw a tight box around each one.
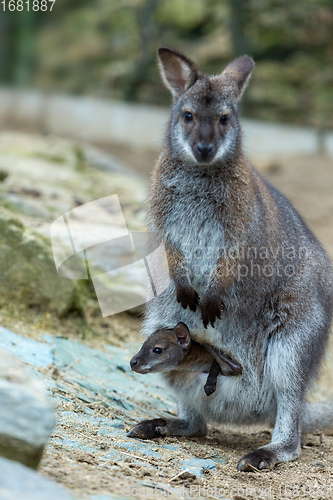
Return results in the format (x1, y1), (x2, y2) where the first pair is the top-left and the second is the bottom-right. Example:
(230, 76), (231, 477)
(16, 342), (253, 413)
(237, 449), (277, 472)
(201, 293), (222, 328)
(176, 284), (199, 312)
(127, 418), (167, 440)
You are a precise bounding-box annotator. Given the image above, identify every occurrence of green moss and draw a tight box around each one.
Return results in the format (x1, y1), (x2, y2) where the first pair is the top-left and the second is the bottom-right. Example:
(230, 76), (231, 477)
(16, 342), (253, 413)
(0, 206), (84, 317)
(73, 146), (88, 172)
(0, 197), (20, 214)
(32, 152), (67, 164)
(0, 170), (9, 182)
(0, 435), (43, 470)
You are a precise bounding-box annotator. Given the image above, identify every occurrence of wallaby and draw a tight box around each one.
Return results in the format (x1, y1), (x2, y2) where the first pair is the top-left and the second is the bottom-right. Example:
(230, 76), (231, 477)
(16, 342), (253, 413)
(128, 48), (333, 472)
(129, 321), (242, 397)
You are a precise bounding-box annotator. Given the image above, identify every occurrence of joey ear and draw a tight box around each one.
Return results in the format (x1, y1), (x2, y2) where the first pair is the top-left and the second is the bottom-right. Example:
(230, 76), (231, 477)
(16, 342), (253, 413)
(220, 55), (254, 99)
(173, 322), (191, 349)
(158, 47), (200, 98)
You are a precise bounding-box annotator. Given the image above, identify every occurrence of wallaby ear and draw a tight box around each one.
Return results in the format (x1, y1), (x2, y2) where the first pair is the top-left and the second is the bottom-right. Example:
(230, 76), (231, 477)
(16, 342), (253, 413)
(173, 322), (191, 349)
(220, 55), (254, 99)
(158, 47), (200, 98)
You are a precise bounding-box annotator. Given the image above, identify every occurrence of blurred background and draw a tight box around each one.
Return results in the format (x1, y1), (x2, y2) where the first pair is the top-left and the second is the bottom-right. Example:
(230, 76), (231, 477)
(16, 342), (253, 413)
(1, 0), (333, 127)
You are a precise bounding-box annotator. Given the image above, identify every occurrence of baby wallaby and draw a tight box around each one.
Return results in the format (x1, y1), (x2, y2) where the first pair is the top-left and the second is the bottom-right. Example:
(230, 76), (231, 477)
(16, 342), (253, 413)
(130, 322), (242, 396)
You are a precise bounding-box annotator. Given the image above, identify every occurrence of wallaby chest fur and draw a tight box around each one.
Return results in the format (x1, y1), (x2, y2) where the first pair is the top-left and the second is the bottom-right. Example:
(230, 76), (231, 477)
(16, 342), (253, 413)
(135, 48), (333, 471)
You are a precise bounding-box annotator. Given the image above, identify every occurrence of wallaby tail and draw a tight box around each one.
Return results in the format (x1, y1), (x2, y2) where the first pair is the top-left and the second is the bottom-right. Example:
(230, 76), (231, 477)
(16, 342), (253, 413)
(302, 401), (333, 434)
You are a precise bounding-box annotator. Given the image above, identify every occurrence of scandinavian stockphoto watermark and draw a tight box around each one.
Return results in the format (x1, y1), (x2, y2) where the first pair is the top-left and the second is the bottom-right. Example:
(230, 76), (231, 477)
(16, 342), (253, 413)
(50, 195), (170, 316)
(50, 195), (310, 317)
(182, 242), (311, 280)
(122, 482), (333, 498)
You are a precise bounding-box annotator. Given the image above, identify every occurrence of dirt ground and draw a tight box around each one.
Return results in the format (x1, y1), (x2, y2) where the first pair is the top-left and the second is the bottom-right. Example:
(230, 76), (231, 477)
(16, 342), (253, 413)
(6, 144), (333, 500)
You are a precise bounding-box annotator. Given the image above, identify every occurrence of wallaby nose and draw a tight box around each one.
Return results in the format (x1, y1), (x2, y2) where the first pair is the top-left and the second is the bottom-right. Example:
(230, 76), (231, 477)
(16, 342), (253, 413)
(196, 142), (214, 160)
(130, 356), (139, 369)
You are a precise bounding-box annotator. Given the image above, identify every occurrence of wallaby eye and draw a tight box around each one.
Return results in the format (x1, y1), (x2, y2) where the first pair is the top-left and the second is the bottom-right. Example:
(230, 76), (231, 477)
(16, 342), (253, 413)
(152, 347), (163, 355)
(220, 114), (229, 124)
(184, 112), (193, 123)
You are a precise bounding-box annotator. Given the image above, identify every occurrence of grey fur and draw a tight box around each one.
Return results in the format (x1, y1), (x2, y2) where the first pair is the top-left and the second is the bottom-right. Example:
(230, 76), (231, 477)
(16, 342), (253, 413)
(130, 49), (333, 471)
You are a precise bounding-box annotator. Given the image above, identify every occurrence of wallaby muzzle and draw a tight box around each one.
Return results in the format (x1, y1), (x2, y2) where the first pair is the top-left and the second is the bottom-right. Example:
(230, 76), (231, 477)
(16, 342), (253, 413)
(195, 141), (215, 163)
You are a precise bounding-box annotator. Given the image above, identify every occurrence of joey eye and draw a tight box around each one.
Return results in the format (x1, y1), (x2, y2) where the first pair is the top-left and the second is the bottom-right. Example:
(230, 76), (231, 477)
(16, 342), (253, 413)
(184, 112), (193, 123)
(152, 347), (163, 355)
(220, 114), (229, 124)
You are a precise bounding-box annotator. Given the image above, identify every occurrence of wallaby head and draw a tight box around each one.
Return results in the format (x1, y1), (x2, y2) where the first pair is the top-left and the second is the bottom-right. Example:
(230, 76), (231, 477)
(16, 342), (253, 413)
(130, 322), (191, 374)
(158, 47), (254, 165)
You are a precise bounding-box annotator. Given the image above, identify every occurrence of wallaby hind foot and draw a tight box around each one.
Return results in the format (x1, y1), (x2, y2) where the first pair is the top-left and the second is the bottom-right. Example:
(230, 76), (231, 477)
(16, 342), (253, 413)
(128, 416), (207, 440)
(127, 418), (168, 439)
(238, 448), (277, 472)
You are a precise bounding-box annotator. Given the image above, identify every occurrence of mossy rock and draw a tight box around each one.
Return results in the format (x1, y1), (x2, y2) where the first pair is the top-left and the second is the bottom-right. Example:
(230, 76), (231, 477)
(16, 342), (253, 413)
(0, 207), (84, 316)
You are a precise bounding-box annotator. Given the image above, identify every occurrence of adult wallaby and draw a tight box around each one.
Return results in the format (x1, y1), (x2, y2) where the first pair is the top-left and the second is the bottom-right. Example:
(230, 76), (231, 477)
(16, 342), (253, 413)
(128, 47), (333, 471)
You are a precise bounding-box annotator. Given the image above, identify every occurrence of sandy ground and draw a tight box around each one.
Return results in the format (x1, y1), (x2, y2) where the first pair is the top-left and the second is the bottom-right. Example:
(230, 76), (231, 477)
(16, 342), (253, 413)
(3, 142), (332, 500)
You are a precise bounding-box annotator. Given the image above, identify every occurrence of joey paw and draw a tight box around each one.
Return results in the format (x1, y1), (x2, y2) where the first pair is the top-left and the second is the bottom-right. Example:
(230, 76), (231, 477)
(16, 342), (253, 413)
(203, 383), (216, 396)
(201, 291), (223, 328)
(237, 448), (277, 472)
(127, 418), (168, 440)
(176, 284), (199, 312)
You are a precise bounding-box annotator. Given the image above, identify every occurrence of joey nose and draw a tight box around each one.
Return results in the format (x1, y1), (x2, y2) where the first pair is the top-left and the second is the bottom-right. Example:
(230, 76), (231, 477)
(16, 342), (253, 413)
(196, 142), (214, 162)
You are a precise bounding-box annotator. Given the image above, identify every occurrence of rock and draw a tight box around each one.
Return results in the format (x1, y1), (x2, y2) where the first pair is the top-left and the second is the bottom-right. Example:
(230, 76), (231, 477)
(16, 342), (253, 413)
(0, 349), (54, 469)
(0, 326), (53, 367)
(0, 131), (150, 318)
(0, 206), (82, 316)
(180, 458), (216, 477)
(83, 144), (139, 176)
(0, 457), (76, 500)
